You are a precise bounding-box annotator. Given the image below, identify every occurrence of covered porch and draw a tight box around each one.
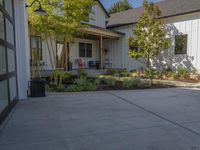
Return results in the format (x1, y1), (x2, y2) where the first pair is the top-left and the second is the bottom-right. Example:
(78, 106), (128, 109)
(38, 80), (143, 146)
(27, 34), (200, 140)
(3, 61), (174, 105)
(71, 25), (123, 70)
(30, 26), (123, 78)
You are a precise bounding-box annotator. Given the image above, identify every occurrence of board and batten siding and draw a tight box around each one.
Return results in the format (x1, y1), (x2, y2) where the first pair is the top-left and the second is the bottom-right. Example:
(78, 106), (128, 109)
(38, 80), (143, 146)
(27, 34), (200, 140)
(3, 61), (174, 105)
(110, 12), (200, 72)
(40, 37), (100, 70)
(89, 3), (107, 28)
(69, 38), (99, 69)
(107, 25), (146, 71)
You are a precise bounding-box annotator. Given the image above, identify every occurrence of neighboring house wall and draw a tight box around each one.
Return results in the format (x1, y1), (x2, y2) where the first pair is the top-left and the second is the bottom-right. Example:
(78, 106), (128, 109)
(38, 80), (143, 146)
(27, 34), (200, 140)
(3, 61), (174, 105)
(89, 3), (107, 28)
(110, 12), (200, 72)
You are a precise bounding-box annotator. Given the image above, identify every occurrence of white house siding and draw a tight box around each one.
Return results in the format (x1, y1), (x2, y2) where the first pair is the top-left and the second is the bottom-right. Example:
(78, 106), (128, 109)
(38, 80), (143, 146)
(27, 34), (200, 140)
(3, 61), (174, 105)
(41, 37), (57, 71)
(14, 0), (29, 100)
(103, 38), (123, 69)
(89, 4), (106, 28)
(69, 38), (99, 69)
(110, 12), (200, 72)
(157, 12), (200, 72)
(110, 25), (146, 71)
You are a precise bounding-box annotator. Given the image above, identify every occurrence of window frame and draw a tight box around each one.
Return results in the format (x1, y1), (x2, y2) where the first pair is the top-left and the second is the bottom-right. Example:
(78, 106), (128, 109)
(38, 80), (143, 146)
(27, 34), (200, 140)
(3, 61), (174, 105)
(175, 34), (188, 55)
(79, 43), (92, 58)
(0, 0), (18, 126)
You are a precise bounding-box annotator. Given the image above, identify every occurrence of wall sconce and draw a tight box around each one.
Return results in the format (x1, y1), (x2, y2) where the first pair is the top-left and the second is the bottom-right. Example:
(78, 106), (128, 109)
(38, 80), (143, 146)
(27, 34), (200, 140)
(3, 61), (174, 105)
(26, 0), (47, 16)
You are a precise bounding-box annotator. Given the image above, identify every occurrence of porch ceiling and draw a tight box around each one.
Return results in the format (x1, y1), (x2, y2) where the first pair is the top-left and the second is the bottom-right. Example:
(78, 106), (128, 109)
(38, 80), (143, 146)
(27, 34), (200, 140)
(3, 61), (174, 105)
(81, 26), (124, 39)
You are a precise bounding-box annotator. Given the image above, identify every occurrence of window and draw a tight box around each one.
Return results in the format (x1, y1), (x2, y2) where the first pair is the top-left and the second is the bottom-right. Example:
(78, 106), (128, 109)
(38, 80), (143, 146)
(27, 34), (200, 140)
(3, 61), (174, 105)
(30, 36), (43, 61)
(4, 0), (13, 18)
(6, 18), (14, 45)
(0, 80), (8, 112)
(175, 34), (187, 55)
(129, 45), (139, 52)
(0, 0), (17, 122)
(0, 0), (3, 6)
(0, 46), (6, 75)
(7, 48), (15, 72)
(0, 11), (4, 40)
(79, 43), (92, 58)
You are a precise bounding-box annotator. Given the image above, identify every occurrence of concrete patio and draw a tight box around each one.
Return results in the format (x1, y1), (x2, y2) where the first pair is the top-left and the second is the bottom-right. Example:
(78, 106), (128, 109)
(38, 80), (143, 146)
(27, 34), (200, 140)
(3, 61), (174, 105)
(0, 88), (200, 150)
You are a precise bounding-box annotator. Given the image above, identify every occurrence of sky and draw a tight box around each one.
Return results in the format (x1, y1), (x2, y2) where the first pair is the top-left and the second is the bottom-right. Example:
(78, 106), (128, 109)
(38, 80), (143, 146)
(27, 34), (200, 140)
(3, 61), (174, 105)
(100, 0), (164, 9)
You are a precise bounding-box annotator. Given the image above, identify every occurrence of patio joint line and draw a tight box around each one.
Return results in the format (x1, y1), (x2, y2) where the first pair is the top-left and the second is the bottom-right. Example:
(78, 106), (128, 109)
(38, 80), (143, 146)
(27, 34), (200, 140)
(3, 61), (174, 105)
(108, 91), (200, 137)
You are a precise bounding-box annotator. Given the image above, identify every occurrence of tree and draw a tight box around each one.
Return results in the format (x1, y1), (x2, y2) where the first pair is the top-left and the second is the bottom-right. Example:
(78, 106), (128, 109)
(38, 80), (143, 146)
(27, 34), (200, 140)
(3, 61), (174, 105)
(108, 0), (133, 14)
(128, 0), (171, 83)
(27, 0), (94, 79)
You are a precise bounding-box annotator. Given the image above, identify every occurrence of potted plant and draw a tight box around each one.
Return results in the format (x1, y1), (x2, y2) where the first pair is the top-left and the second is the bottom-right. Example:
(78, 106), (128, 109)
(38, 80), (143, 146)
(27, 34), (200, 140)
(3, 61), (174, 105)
(30, 40), (46, 97)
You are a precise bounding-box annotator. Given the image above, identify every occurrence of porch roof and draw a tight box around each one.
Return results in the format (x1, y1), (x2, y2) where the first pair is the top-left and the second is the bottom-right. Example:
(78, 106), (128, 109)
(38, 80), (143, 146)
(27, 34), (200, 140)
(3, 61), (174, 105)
(81, 25), (124, 39)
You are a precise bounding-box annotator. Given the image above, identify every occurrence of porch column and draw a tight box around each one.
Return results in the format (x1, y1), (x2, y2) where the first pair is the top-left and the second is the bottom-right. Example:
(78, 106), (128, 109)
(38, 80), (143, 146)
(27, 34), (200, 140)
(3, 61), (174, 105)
(99, 36), (103, 69)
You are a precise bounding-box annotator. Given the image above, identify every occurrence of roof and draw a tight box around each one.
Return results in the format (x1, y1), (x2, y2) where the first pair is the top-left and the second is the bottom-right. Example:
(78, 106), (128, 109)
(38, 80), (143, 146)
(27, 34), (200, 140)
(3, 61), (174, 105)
(107, 0), (200, 28)
(96, 0), (110, 17)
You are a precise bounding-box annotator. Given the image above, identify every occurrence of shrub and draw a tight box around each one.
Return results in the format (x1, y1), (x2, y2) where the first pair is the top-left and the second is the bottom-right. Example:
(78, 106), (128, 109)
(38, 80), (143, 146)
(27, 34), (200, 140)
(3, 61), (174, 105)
(66, 85), (83, 92)
(45, 84), (53, 92)
(74, 76), (87, 86)
(107, 68), (127, 75)
(120, 71), (131, 77)
(177, 67), (190, 79)
(140, 80), (151, 88)
(77, 69), (88, 78)
(144, 69), (158, 79)
(55, 84), (66, 92)
(122, 79), (141, 89)
(94, 79), (101, 86)
(82, 82), (97, 91)
(51, 70), (71, 85)
(122, 79), (133, 88)
(104, 77), (117, 86)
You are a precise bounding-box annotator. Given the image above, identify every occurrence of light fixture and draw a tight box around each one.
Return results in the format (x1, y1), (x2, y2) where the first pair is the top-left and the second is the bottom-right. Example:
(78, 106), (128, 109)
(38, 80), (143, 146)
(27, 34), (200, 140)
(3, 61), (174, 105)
(26, 0), (47, 16)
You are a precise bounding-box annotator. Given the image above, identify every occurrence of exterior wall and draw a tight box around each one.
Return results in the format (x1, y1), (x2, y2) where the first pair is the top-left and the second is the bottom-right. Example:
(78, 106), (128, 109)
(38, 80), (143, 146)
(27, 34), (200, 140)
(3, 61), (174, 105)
(103, 38), (123, 69)
(108, 25), (146, 71)
(15, 0), (29, 99)
(89, 3), (107, 28)
(110, 12), (200, 72)
(69, 38), (99, 69)
(155, 12), (200, 72)
(39, 37), (100, 70)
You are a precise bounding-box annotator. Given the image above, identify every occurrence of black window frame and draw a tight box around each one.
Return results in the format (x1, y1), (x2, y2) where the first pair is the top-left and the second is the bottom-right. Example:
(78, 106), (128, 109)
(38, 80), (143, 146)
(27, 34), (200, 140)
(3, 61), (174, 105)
(175, 34), (188, 55)
(0, 0), (18, 126)
(79, 43), (92, 58)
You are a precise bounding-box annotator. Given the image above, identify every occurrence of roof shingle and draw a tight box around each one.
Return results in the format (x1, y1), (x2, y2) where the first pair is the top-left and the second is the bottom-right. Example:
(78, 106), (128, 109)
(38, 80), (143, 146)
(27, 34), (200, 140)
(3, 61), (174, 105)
(107, 0), (200, 28)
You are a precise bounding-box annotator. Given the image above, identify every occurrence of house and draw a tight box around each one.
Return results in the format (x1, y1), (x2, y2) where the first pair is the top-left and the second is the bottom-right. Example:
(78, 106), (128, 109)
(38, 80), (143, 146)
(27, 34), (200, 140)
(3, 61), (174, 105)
(30, 0), (200, 75)
(1, 0), (200, 124)
(107, 0), (200, 71)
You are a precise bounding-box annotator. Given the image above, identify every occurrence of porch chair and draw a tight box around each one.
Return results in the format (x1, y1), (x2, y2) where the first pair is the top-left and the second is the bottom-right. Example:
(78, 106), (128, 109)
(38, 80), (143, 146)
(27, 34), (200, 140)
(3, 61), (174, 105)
(76, 58), (86, 69)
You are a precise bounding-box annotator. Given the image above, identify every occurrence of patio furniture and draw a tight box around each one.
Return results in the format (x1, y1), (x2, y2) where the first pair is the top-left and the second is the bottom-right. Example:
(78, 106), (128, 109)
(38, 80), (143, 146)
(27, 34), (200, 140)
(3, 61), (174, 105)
(88, 61), (100, 69)
(76, 58), (86, 69)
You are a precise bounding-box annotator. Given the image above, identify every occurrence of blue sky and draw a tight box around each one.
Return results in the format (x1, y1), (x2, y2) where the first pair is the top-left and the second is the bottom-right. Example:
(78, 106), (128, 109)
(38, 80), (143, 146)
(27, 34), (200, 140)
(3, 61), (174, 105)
(100, 0), (164, 9)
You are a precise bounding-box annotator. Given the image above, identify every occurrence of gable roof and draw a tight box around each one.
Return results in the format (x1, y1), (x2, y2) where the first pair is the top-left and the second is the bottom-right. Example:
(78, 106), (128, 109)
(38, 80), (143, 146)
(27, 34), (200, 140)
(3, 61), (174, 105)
(107, 0), (200, 28)
(96, 0), (110, 17)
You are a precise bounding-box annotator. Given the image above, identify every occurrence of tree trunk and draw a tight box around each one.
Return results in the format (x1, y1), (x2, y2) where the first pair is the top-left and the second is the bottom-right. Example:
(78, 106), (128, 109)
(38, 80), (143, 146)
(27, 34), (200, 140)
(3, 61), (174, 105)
(147, 56), (153, 86)
(63, 39), (68, 71)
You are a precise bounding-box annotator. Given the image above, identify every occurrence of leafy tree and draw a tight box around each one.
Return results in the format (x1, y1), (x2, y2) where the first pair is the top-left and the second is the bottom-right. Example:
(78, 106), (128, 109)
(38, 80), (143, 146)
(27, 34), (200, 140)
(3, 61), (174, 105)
(27, 0), (94, 78)
(128, 0), (171, 83)
(108, 0), (133, 14)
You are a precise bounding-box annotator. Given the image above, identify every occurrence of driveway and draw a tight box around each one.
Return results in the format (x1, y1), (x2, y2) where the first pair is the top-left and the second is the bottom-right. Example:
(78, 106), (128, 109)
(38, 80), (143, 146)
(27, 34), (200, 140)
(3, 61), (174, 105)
(0, 88), (200, 150)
